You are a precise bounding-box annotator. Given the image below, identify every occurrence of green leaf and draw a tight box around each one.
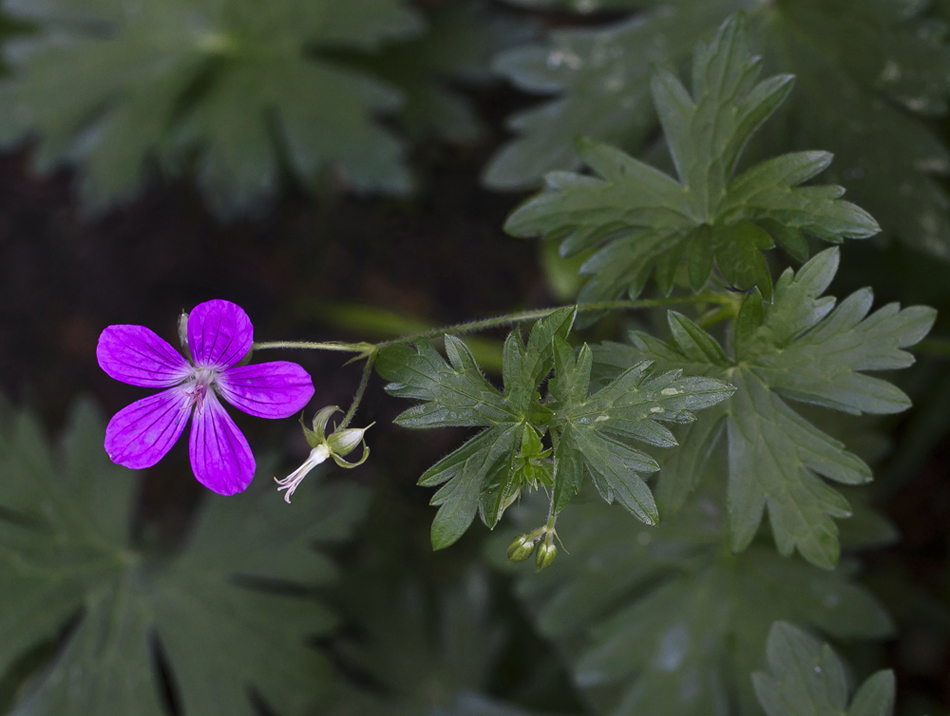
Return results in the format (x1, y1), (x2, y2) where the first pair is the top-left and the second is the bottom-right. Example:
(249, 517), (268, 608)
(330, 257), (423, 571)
(381, 308), (732, 546)
(601, 248), (936, 568)
(0, 397), (367, 716)
(380, 337), (517, 429)
(377, 311), (575, 546)
(752, 622), (896, 716)
(0, 0), (423, 217)
(492, 487), (892, 716)
(489, 0), (950, 259)
(366, 1), (537, 143)
(330, 570), (555, 716)
(504, 14), (877, 301)
(550, 338), (734, 520)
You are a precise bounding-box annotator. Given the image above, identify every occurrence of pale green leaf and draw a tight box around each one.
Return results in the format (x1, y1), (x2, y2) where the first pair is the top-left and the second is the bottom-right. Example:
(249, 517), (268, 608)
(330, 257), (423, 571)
(550, 337), (734, 519)
(752, 622), (896, 716)
(381, 311), (732, 546)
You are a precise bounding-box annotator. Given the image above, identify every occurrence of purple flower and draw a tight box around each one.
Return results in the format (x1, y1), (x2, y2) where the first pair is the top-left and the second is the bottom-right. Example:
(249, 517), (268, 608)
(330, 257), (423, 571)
(97, 299), (315, 495)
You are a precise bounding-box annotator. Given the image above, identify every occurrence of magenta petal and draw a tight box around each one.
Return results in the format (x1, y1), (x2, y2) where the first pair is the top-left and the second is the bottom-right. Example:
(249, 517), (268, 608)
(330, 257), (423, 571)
(104, 389), (193, 469)
(98, 325), (192, 388)
(188, 299), (253, 369)
(189, 392), (255, 495)
(217, 361), (315, 419)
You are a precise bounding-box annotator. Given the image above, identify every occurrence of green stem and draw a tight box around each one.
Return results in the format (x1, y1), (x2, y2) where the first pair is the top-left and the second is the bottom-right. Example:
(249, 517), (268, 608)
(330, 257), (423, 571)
(340, 350), (377, 430)
(696, 304), (738, 330)
(254, 294), (730, 355)
(377, 293), (731, 349)
(252, 340), (372, 354)
(915, 337), (950, 359)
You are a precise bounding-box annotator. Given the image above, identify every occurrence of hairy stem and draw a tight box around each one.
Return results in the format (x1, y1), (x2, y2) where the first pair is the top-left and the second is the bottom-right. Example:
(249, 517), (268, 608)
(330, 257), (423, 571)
(253, 294), (730, 354)
(377, 293), (732, 349)
(340, 351), (377, 430)
(252, 340), (373, 353)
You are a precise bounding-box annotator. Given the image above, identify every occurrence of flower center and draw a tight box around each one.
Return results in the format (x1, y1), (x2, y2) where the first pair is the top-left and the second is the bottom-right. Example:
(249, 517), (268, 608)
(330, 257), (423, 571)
(187, 367), (218, 414)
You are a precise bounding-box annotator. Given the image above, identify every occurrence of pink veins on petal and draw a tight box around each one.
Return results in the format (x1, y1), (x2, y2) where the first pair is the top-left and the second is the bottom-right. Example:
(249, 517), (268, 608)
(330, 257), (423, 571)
(97, 299), (315, 495)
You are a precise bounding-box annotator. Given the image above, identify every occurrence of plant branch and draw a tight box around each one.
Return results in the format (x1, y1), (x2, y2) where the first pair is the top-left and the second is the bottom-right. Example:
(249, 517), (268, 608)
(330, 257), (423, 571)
(376, 293), (731, 349)
(340, 350), (377, 430)
(252, 340), (373, 353)
(915, 337), (950, 359)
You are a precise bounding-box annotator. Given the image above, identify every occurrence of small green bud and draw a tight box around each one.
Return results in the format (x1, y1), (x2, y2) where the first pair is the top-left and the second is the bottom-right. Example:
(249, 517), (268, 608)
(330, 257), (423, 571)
(327, 426), (370, 457)
(535, 542), (557, 571)
(178, 311), (193, 361)
(507, 535), (537, 562)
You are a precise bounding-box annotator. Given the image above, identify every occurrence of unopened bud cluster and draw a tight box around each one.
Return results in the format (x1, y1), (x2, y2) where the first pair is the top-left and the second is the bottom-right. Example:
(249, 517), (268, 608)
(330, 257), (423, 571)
(507, 523), (559, 571)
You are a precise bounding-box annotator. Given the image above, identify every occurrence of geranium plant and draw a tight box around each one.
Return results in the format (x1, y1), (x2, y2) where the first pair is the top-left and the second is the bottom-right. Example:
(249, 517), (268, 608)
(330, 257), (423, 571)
(0, 5), (947, 716)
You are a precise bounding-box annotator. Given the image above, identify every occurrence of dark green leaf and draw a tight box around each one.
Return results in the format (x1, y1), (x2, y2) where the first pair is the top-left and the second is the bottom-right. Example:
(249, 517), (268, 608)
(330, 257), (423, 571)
(492, 487), (892, 716)
(330, 571), (562, 716)
(504, 14), (877, 301)
(367, 1), (537, 142)
(0, 397), (367, 716)
(602, 248), (935, 567)
(550, 337), (734, 518)
(489, 0), (950, 258)
(0, 0), (423, 216)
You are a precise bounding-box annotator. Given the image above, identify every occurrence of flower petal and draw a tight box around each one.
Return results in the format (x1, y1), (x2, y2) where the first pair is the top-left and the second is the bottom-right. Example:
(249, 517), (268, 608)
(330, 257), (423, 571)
(97, 325), (192, 388)
(104, 389), (193, 469)
(187, 299), (253, 369)
(217, 361), (315, 418)
(189, 392), (255, 495)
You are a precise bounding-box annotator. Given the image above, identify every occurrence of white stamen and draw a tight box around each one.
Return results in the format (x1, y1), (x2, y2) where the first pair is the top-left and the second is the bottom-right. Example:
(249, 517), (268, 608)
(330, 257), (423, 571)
(274, 444), (330, 503)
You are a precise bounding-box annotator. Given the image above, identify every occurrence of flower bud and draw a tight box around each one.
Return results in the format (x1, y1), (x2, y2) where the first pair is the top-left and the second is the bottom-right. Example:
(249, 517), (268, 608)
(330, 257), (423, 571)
(178, 311), (193, 361)
(507, 534), (537, 562)
(327, 426), (369, 457)
(535, 542), (557, 571)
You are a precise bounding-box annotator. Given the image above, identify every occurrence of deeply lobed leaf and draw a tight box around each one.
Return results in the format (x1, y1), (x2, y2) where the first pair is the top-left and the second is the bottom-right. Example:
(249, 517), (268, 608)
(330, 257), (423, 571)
(492, 487), (893, 716)
(597, 248), (935, 568)
(378, 307), (733, 548)
(0, 0), (424, 217)
(0, 397), (367, 716)
(504, 13), (878, 302)
(490, 0), (950, 259)
(752, 622), (896, 716)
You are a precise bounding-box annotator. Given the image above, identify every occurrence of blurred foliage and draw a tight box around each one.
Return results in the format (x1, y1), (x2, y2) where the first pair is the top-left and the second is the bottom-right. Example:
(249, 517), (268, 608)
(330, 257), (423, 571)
(753, 622), (896, 716)
(0, 396), (367, 715)
(329, 570), (571, 716)
(0, 0), (420, 217)
(491, 481), (895, 716)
